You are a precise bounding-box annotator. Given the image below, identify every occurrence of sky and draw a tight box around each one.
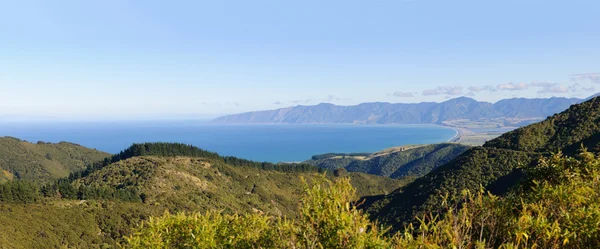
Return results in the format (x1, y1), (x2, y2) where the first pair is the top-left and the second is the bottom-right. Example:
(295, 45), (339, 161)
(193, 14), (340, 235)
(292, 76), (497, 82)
(1, 0), (599, 120)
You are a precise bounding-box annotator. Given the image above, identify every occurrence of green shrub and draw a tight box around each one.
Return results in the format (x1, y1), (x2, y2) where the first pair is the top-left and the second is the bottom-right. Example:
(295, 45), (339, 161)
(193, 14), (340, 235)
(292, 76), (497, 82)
(126, 176), (390, 249)
(127, 152), (600, 249)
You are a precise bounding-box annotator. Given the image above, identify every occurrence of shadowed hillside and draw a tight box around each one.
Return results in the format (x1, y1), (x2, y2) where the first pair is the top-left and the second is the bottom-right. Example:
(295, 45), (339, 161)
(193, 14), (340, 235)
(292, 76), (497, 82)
(305, 143), (471, 178)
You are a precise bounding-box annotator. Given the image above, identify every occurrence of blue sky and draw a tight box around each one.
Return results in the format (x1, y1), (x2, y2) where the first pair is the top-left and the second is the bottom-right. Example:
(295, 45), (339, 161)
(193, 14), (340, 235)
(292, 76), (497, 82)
(1, 0), (599, 120)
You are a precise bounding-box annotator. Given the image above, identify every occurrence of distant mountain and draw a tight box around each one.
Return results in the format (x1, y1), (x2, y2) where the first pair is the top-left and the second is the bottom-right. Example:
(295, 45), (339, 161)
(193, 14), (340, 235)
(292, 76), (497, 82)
(586, 92), (600, 101)
(213, 96), (587, 125)
(0, 137), (110, 182)
(364, 96), (600, 229)
(305, 143), (471, 179)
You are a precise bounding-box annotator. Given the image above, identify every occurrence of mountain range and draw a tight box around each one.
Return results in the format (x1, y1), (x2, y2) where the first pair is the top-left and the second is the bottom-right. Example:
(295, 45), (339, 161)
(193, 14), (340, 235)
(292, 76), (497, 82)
(213, 96), (595, 125)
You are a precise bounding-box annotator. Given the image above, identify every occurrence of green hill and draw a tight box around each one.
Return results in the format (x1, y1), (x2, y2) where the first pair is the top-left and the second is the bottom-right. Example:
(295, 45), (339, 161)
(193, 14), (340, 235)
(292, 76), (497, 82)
(0, 137), (110, 183)
(306, 143), (471, 178)
(71, 155), (406, 216)
(0, 142), (409, 248)
(365, 97), (600, 229)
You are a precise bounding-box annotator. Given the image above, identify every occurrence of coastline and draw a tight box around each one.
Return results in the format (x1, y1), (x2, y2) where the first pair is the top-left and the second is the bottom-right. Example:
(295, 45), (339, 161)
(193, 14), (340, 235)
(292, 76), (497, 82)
(447, 127), (474, 143)
(447, 128), (459, 142)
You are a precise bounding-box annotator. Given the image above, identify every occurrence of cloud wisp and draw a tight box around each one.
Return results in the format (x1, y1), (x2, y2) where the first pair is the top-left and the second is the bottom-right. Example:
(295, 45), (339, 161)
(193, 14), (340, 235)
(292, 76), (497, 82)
(497, 82), (529, 91)
(468, 85), (495, 92)
(389, 91), (415, 98)
(531, 82), (568, 94)
(571, 73), (600, 84)
(422, 86), (463, 96)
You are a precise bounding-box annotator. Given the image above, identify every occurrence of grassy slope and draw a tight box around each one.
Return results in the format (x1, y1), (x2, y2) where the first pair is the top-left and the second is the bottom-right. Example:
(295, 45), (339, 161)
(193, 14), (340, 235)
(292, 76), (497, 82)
(76, 156), (409, 216)
(0, 156), (410, 248)
(0, 137), (110, 182)
(366, 97), (600, 229)
(306, 143), (471, 178)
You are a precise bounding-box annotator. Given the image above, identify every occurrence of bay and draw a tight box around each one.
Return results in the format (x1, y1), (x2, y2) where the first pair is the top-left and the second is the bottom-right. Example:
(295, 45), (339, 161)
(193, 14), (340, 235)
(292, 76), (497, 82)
(0, 121), (457, 163)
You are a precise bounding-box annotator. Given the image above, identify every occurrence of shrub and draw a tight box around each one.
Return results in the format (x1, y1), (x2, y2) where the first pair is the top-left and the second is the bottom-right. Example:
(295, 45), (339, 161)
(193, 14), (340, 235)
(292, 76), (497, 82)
(126, 176), (389, 249)
(126, 152), (600, 249)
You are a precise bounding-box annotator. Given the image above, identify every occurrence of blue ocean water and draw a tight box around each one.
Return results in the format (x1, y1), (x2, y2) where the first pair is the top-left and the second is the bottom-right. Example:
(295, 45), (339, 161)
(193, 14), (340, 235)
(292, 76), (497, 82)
(0, 121), (456, 163)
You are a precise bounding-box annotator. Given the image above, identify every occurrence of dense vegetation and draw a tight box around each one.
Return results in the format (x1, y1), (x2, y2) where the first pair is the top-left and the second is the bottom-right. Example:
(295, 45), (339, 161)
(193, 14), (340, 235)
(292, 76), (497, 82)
(126, 151), (600, 248)
(365, 147), (539, 228)
(0, 180), (41, 203)
(127, 176), (392, 248)
(365, 97), (600, 230)
(0, 137), (109, 182)
(0, 200), (157, 248)
(0, 155), (407, 247)
(306, 143), (470, 178)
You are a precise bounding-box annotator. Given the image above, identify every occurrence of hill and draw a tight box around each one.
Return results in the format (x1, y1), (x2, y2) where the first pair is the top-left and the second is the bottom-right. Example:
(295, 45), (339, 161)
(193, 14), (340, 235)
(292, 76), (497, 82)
(213, 96), (584, 125)
(0, 142), (408, 247)
(305, 143), (471, 178)
(0, 137), (110, 183)
(71, 156), (406, 216)
(364, 96), (600, 229)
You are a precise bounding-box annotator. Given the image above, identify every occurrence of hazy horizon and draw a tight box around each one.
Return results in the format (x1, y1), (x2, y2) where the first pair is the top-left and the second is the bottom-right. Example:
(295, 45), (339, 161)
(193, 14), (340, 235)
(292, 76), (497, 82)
(2, 94), (597, 122)
(2, 0), (599, 120)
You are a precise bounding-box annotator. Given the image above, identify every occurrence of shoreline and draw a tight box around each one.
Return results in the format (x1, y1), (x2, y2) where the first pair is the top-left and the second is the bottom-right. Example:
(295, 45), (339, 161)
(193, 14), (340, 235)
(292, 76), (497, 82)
(434, 124), (472, 143)
(447, 129), (459, 142)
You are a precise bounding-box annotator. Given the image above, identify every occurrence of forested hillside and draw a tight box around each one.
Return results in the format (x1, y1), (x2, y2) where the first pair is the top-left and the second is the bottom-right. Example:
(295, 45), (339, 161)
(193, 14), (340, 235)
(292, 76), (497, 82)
(365, 96), (600, 229)
(0, 137), (109, 182)
(305, 143), (470, 178)
(0, 143), (407, 248)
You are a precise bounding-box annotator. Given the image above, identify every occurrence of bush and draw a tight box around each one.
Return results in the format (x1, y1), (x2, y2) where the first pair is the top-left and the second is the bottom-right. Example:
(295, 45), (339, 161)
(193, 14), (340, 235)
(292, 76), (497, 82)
(126, 176), (389, 249)
(126, 152), (600, 248)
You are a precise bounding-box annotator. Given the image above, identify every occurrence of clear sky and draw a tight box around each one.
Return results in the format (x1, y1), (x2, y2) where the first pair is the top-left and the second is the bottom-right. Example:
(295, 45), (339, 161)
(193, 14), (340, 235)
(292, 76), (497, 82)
(1, 0), (599, 120)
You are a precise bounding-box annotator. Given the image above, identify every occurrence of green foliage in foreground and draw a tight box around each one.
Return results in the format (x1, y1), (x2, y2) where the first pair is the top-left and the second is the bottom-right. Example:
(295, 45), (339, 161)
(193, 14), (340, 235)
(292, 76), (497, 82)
(126, 177), (390, 249)
(127, 152), (600, 249)
(0, 200), (157, 248)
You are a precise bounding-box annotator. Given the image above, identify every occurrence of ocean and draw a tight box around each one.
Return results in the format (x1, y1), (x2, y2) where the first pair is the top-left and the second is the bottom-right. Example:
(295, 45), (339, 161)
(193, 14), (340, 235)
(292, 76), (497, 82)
(0, 121), (457, 163)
